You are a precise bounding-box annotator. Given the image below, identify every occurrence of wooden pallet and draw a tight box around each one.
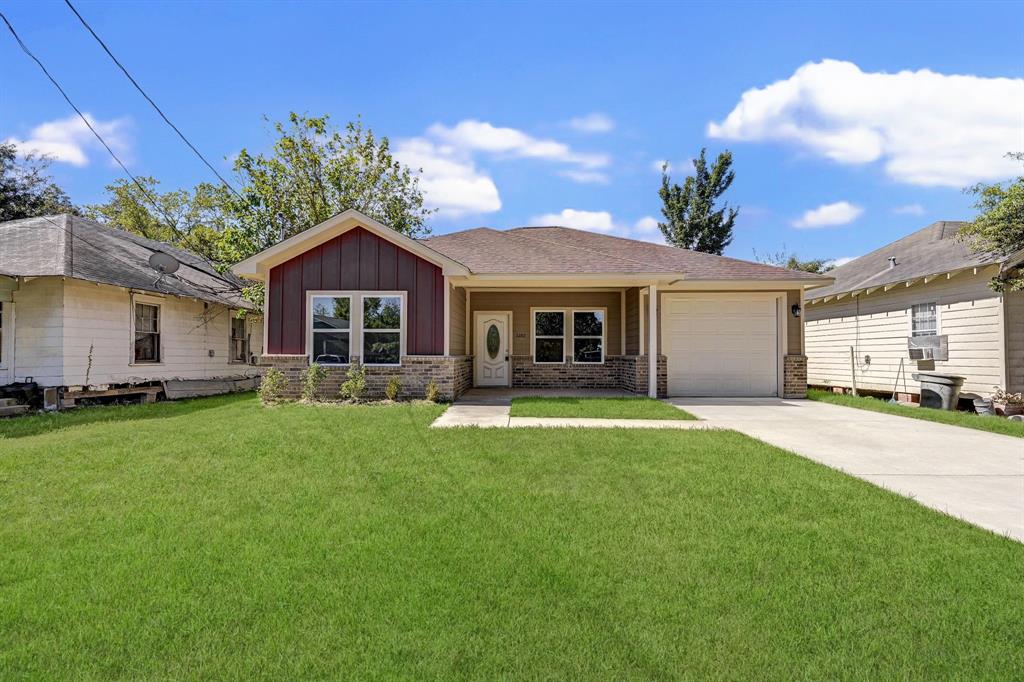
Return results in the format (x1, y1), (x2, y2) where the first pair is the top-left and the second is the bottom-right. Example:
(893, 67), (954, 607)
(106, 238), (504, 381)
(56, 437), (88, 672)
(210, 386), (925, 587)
(60, 386), (161, 409)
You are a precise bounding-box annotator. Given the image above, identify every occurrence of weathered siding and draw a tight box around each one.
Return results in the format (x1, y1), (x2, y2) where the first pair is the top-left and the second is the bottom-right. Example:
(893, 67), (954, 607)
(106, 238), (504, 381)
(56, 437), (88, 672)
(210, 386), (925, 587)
(449, 285), (467, 356)
(10, 277), (64, 386)
(1006, 290), (1024, 393)
(805, 271), (1004, 396)
(267, 226), (443, 355)
(468, 290), (622, 356)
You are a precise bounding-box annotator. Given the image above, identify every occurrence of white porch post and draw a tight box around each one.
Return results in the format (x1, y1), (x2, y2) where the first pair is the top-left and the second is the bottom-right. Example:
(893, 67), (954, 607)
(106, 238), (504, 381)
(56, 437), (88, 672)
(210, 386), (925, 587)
(648, 284), (658, 398)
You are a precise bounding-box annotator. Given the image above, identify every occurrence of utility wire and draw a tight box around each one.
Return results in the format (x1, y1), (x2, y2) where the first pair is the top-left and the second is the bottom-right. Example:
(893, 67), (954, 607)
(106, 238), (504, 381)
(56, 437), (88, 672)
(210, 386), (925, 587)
(62, 0), (244, 201)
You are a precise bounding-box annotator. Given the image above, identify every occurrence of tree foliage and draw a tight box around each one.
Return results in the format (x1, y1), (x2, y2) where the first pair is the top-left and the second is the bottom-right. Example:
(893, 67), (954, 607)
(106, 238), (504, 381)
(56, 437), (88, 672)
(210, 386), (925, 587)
(219, 113), (433, 262)
(960, 153), (1024, 291)
(85, 176), (229, 263)
(658, 148), (739, 254)
(0, 142), (79, 221)
(755, 248), (836, 274)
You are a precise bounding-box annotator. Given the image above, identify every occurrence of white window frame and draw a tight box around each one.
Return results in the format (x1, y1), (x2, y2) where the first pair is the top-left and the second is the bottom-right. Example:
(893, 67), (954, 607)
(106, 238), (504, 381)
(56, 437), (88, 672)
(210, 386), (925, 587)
(531, 308), (567, 364)
(910, 301), (940, 338)
(0, 301), (7, 369)
(229, 312), (249, 364)
(130, 295), (163, 365)
(570, 308), (606, 364)
(305, 290), (407, 367)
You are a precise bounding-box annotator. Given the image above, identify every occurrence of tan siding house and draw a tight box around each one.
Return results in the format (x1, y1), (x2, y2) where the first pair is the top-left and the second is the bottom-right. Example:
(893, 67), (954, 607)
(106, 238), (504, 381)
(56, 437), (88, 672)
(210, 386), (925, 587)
(805, 221), (1024, 399)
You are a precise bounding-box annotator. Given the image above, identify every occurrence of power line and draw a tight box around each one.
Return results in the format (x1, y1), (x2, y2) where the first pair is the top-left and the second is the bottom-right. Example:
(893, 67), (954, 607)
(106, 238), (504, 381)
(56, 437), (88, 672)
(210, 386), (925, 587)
(62, 0), (244, 201)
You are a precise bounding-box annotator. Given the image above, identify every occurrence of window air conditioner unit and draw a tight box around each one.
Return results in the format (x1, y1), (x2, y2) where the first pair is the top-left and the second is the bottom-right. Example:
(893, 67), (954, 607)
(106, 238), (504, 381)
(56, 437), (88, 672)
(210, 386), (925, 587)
(907, 335), (948, 362)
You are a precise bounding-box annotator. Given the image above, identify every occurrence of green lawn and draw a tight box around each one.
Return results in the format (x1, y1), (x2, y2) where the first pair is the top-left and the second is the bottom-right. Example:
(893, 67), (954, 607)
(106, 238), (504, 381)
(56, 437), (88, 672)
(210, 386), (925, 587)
(2, 394), (1023, 679)
(808, 388), (1024, 438)
(509, 396), (696, 420)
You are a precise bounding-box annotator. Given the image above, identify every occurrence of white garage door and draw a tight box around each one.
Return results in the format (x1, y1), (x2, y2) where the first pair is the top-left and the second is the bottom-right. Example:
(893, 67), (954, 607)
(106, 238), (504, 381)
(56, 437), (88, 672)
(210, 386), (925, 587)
(663, 295), (779, 397)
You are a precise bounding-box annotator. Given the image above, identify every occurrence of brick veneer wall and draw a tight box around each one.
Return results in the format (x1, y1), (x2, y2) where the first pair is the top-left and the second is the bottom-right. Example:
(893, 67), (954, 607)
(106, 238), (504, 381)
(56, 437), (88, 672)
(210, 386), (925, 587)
(783, 354), (808, 398)
(510, 354), (667, 397)
(259, 355), (472, 402)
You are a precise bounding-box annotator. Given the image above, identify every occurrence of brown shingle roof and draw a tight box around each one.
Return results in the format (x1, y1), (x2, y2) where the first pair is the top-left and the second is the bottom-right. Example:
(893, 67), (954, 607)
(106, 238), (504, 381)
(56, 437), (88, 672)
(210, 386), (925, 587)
(420, 226), (829, 281)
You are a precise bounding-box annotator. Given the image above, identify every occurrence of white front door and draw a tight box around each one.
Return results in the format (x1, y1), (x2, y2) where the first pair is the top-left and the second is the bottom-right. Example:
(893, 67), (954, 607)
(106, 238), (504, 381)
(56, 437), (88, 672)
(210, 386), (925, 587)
(474, 312), (510, 387)
(663, 294), (780, 397)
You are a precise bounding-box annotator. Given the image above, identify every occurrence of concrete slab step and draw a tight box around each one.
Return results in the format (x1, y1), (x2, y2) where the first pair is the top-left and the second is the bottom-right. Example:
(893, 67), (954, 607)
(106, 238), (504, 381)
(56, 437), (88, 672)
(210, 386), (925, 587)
(0, 404), (30, 417)
(0, 397), (19, 407)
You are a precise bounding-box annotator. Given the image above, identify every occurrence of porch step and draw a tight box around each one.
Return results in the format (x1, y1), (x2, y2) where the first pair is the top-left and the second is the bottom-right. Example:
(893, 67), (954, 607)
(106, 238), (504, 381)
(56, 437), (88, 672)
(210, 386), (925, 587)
(0, 397), (18, 407)
(0, 403), (30, 417)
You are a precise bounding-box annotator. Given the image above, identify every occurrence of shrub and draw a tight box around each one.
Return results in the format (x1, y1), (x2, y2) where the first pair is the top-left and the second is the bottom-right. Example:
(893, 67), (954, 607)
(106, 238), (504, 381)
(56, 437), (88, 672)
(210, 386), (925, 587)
(258, 368), (287, 404)
(301, 362), (327, 402)
(385, 376), (402, 401)
(340, 361), (367, 401)
(424, 379), (440, 403)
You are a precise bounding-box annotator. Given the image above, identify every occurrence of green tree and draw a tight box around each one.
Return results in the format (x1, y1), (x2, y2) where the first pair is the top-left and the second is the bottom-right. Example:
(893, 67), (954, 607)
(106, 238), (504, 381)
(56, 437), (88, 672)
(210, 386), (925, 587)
(0, 142), (79, 221)
(754, 247), (835, 274)
(85, 177), (228, 264)
(658, 148), (739, 254)
(219, 113), (433, 262)
(959, 153), (1024, 291)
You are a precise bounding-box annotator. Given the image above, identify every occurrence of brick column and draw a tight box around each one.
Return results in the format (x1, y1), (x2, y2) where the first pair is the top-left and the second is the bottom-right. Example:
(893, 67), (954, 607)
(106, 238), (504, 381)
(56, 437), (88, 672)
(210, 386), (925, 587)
(783, 354), (808, 399)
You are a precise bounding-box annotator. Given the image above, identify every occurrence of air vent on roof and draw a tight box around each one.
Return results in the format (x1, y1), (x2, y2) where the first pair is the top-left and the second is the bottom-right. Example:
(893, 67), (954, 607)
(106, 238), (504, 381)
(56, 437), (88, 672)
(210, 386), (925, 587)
(888, 256), (898, 269)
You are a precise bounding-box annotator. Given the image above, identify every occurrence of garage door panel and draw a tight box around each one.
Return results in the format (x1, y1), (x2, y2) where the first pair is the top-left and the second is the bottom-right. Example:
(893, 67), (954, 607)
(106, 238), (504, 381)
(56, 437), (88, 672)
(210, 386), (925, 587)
(664, 296), (779, 397)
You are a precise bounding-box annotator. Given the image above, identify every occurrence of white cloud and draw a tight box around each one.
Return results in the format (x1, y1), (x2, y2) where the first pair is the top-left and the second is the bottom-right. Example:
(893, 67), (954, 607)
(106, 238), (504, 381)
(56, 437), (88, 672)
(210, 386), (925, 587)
(632, 216), (660, 234)
(530, 209), (617, 233)
(892, 203), (925, 216)
(792, 201), (864, 229)
(393, 138), (501, 217)
(7, 113), (131, 167)
(829, 256), (856, 268)
(708, 59), (1023, 187)
(557, 169), (609, 184)
(428, 120), (609, 169)
(568, 112), (615, 134)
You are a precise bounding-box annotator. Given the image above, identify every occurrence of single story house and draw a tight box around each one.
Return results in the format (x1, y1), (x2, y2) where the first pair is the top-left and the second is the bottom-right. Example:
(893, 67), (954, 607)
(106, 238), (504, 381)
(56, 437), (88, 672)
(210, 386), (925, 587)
(233, 209), (830, 400)
(0, 215), (262, 408)
(805, 221), (1024, 399)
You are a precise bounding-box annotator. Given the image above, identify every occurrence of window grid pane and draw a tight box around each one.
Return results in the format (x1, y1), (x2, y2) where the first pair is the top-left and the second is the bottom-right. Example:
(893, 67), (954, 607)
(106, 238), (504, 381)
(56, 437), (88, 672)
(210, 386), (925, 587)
(312, 331), (350, 364)
(534, 311), (565, 363)
(911, 303), (937, 337)
(312, 296), (350, 330)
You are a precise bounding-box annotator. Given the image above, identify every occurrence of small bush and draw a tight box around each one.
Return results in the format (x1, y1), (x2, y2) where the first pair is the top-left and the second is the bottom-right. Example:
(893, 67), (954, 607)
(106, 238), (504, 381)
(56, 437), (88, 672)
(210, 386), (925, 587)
(340, 361), (367, 401)
(424, 379), (440, 403)
(258, 368), (287, 404)
(301, 362), (327, 402)
(385, 376), (402, 401)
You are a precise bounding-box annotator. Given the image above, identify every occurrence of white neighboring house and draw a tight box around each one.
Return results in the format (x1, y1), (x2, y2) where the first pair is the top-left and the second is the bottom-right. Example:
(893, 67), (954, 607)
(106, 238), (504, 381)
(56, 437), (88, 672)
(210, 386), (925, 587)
(0, 215), (262, 408)
(805, 221), (1024, 399)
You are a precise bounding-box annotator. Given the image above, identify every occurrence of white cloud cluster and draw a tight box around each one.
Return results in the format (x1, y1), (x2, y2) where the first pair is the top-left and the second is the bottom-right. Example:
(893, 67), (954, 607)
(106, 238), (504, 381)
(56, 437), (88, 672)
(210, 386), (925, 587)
(568, 112), (615, 134)
(528, 209), (663, 242)
(7, 113), (131, 167)
(891, 203), (925, 216)
(396, 119), (611, 216)
(708, 59), (1023, 187)
(792, 201), (863, 229)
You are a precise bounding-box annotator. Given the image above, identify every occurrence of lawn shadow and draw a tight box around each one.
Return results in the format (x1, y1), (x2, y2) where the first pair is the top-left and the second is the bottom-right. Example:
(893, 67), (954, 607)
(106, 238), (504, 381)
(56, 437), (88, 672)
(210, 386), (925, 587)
(0, 392), (255, 440)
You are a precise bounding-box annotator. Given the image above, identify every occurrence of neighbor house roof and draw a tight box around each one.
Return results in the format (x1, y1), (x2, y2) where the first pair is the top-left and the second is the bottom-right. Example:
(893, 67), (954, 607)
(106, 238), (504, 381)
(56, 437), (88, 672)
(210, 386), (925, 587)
(421, 226), (830, 282)
(807, 221), (1005, 302)
(0, 215), (253, 308)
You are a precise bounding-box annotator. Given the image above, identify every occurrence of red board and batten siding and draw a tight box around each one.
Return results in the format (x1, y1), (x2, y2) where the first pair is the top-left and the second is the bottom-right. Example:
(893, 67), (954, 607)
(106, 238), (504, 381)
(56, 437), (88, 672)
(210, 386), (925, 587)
(266, 226), (444, 355)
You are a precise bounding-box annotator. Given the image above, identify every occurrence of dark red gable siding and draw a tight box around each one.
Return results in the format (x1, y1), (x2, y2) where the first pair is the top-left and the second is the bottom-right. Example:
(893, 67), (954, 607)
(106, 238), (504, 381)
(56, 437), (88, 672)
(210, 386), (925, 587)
(266, 226), (444, 355)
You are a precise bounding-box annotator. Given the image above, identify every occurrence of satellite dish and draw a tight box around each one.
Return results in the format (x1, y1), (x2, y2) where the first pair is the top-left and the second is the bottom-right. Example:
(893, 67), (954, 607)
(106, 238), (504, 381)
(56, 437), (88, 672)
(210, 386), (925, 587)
(148, 251), (180, 275)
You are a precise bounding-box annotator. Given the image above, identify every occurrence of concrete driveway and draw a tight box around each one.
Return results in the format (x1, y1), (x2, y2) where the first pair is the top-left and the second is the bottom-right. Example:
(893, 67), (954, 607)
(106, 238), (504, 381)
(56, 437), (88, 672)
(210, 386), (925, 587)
(670, 398), (1024, 542)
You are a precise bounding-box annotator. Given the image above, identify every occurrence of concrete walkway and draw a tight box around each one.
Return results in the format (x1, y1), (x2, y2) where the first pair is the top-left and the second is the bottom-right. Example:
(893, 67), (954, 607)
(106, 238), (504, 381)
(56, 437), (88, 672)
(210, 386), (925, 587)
(431, 388), (709, 430)
(671, 398), (1024, 542)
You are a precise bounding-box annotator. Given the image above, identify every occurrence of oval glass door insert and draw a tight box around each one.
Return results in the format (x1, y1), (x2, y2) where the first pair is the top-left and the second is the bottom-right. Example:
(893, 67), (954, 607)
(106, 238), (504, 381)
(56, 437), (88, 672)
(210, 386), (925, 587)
(486, 324), (500, 359)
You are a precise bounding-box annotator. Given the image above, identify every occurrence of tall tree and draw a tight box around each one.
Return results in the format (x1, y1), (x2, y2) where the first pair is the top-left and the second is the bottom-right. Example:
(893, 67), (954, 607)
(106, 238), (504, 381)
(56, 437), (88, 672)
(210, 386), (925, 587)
(0, 142), (79, 221)
(218, 113), (433, 263)
(959, 152), (1024, 291)
(85, 177), (228, 264)
(658, 148), (739, 254)
(754, 247), (836, 274)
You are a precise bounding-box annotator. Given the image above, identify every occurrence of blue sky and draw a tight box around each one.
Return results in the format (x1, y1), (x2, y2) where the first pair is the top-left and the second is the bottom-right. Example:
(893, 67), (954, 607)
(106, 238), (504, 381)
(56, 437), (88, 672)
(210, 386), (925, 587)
(2, 0), (1021, 265)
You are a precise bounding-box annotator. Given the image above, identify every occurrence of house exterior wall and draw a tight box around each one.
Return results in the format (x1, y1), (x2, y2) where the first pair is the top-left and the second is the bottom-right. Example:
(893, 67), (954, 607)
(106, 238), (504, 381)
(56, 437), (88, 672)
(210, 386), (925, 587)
(5, 276), (261, 388)
(266, 226), (443, 356)
(624, 287), (641, 355)
(449, 285), (467, 355)
(805, 271), (1005, 396)
(1006, 289), (1024, 393)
